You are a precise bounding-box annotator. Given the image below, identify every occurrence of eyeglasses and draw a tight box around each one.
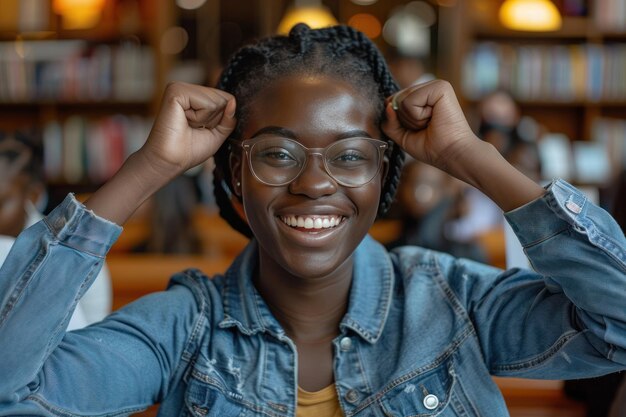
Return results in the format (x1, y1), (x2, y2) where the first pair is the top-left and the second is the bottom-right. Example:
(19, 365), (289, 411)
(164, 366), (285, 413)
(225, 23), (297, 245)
(230, 136), (388, 187)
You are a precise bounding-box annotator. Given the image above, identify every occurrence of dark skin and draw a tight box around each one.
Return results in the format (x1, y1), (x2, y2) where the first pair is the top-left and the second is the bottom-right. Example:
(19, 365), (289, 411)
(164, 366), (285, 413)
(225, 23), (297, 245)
(230, 76), (384, 391)
(84, 77), (544, 393)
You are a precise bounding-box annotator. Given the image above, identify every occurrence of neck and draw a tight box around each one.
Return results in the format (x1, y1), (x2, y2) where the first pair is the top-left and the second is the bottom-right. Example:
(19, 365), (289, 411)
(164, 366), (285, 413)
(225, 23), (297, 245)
(254, 247), (353, 343)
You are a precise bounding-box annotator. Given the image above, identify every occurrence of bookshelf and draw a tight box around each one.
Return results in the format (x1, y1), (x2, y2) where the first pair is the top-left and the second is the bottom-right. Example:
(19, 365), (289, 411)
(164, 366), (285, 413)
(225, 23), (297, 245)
(450, 0), (626, 184)
(0, 0), (174, 206)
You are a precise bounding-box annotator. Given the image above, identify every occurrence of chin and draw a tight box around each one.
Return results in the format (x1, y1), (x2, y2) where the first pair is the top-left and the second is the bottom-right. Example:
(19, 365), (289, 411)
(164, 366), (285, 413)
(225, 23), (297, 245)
(281, 249), (354, 279)
(254, 226), (361, 280)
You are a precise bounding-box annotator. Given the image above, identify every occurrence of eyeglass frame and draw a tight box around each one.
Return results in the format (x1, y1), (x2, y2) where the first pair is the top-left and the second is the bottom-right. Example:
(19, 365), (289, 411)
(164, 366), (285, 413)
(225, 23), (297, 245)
(229, 136), (388, 188)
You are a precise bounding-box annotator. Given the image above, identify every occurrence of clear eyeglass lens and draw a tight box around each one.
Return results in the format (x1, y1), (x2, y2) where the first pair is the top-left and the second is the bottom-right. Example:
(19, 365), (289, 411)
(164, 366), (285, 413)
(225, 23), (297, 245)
(248, 137), (383, 186)
(250, 137), (305, 185)
(326, 138), (380, 186)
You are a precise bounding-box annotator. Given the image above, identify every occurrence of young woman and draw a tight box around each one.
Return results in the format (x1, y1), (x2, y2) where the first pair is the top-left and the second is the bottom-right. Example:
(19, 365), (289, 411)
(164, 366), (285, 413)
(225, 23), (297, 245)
(0, 24), (624, 417)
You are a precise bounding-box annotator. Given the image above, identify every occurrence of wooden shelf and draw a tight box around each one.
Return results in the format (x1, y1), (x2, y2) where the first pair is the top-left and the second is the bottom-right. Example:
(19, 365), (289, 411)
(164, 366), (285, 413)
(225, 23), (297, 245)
(0, 100), (153, 107)
(466, 98), (626, 107)
(473, 16), (626, 42)
(473, 17), (590, 40)
(0, 31), (152, 44)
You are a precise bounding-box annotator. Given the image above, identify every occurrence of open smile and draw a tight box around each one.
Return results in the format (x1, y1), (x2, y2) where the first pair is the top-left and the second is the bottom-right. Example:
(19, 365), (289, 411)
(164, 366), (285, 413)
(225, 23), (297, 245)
(275, 214), (348, 247)
(278, 215), (346, 231)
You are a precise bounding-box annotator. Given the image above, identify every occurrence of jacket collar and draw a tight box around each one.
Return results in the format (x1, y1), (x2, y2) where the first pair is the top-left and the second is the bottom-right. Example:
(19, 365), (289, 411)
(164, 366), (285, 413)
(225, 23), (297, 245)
(218, 235), (394, 344)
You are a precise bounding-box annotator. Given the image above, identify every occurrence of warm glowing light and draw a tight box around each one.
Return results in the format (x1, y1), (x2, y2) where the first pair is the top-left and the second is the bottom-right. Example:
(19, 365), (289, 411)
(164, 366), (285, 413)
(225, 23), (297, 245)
(499, 0), (562, 31)
(160, 26), (189, 55)
(277, 6), (338, 34)
(348, 13), (381, 39)
(53, 0), (106, 30)
(383, 2), (435, 56)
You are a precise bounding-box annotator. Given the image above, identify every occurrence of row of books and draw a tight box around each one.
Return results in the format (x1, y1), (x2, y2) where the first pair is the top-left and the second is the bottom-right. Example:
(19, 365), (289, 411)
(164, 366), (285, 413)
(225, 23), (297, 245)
(7, 116), (624, 188)
(0, 40), (155, 103)
(463, 42), (626, 102)
(42, 115), (153, 184)
(593, 0), (626, 31)
(538, 134), (609, 185)
(538, 118), (626, 185)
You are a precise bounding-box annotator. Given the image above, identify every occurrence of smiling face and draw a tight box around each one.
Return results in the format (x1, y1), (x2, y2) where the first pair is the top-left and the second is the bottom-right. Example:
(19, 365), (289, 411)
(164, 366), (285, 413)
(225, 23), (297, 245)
(231, 74), (385, 279)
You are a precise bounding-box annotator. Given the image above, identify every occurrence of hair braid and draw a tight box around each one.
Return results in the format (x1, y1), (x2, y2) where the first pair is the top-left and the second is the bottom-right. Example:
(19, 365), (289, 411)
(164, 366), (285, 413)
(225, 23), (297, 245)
(213, 24), (405, 237)
(289, 22), (313, 54)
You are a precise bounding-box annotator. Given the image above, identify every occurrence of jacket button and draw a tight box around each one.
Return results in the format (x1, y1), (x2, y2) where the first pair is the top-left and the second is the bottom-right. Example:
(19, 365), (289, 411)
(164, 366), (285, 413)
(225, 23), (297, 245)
(423, 394), (439, 410)
(345, 389), (359, 404)
(340, 337), (352, 351)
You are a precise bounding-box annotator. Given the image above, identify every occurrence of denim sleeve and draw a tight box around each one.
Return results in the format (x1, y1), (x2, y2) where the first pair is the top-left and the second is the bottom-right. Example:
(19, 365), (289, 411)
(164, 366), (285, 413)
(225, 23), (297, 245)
(0, 195), (203, 415)
(451, 179), (626, 379)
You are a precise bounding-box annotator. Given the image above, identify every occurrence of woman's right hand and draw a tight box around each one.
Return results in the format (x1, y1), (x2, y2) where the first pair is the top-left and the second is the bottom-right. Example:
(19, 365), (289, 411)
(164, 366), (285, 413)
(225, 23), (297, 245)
(84, 83), (236, 226)
(140, 82), (237, 182)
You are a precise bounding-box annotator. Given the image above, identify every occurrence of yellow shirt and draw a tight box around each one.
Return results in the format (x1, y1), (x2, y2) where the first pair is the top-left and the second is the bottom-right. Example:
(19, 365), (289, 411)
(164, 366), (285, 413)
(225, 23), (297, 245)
(297, 384), (344, 417)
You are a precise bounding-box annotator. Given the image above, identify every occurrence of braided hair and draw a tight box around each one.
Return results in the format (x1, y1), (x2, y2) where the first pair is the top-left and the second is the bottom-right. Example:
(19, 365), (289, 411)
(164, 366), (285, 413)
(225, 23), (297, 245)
(213, 24), (405, 238)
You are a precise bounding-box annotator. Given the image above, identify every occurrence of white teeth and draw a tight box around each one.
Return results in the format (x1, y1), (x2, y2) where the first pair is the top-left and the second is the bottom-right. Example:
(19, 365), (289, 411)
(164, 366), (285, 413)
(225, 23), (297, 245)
(280, 215), (344, 230)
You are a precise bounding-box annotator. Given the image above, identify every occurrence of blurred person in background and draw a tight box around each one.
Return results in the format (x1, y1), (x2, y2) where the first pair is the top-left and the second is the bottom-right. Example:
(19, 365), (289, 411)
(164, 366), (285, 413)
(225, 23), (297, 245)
(132, 174), (202, 254)
(477, 90), (522, 155)
(0, 131), (112, 329)
(445, 91), (521, 242)
(387, 158), (486, 262)
(448, 90), (542, 240)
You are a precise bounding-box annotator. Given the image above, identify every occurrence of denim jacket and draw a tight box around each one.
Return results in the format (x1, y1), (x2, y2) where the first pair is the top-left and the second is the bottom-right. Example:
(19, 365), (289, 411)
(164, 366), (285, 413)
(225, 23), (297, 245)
(0, 179), (625, 417)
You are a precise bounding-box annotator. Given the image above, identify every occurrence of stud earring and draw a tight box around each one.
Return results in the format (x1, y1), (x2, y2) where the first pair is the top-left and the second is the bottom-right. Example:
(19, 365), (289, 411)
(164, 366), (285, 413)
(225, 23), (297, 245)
(236, 181), (241, 187)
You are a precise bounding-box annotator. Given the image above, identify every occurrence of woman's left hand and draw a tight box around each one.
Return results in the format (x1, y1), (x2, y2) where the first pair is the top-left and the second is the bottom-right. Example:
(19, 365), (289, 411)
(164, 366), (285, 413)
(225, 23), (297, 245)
(381, 80), (478, 173)
(383, 79), (545, 212)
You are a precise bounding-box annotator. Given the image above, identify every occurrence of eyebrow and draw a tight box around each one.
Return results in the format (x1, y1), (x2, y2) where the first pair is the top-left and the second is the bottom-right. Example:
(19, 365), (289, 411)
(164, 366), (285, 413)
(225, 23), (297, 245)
(251, 126), (296, 139)
(250, 126), (374, 140)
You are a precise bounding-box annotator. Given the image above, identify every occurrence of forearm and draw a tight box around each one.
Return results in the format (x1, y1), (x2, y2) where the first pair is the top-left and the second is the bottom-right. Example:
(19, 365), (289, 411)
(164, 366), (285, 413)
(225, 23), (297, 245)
(84, 83), (236, 226)
(84, 150), (172, 226)
(445, 138), (545, 212)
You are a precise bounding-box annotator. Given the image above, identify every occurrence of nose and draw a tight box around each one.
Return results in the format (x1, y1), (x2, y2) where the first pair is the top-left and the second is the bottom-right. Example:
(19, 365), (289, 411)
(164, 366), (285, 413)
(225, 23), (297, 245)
(288, 153), (338, 198)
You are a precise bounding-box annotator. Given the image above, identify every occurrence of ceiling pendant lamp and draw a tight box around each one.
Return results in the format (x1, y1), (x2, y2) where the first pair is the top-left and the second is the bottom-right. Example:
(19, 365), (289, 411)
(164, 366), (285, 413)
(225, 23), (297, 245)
(53, 0), (106, 29)
(277, 0), (338, 34)
(499, 0), (562, 32)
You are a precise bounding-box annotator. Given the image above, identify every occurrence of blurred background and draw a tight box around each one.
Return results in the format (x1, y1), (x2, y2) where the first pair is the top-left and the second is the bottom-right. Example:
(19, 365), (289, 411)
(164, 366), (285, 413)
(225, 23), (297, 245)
(1, 0), (624, 203)
(0, 1), (625, 416)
